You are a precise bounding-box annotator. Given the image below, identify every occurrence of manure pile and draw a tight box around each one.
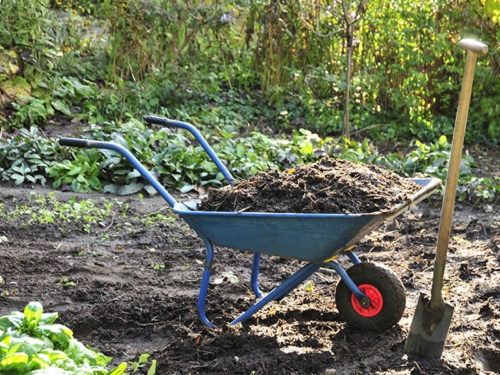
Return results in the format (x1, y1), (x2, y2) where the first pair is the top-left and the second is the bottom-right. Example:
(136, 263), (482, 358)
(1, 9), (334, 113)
(199, 157), (420, 214)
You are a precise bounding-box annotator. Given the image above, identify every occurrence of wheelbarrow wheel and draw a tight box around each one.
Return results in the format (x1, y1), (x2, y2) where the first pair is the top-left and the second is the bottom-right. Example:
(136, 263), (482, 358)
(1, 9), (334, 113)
(335, 262), (405, 331)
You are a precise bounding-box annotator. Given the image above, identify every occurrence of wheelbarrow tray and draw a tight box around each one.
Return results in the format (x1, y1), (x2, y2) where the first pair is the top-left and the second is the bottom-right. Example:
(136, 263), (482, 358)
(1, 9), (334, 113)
(175, 178), (440, 263)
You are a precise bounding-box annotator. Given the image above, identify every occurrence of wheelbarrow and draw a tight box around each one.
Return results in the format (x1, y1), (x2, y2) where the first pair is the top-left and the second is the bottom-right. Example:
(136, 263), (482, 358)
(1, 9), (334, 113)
(59, 115), (441, 331)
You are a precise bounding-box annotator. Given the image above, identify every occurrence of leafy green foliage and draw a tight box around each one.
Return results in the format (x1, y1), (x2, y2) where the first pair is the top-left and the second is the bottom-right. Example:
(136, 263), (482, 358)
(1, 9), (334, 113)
(1, 0), (498, 142)
(0, 302), (126, 374)
(0, 126), (103, 191)
(11, 98), (54, 129)
(0, 0), (103, 130)
(9, 75), (100, 129)
(101, 0), (233, 81)
(126, 353), (156, 375)
(0, 0), (52, 56)
(48, 150), (104, 192)
(0, 0), (497, 205)
(0, 127), (63, 186)
(0, 116), (495, 203)
(0, 0), (496, 139)
(69, 119), (326, 194)
(236, 0), (499, 142)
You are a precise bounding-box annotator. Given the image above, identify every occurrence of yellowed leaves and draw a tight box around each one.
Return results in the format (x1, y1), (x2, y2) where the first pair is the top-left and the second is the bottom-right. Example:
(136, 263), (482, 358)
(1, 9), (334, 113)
(0, 50), (32, 107)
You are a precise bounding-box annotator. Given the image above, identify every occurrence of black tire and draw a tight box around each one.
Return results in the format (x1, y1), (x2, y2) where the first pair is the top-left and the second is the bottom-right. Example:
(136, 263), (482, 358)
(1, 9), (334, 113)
(335, 262), (406, 331)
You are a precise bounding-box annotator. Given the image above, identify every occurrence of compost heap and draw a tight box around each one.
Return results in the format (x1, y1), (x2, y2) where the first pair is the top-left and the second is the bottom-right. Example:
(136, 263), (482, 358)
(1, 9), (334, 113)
(199, 157), (421, 214)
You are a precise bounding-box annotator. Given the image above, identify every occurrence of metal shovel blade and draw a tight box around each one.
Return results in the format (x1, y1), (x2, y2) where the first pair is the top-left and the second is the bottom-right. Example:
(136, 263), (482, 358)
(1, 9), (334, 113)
(404, 294), (454, 358)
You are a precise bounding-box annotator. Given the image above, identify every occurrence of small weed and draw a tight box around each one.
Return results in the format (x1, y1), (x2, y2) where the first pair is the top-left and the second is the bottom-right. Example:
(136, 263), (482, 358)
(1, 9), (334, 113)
(126, 353), (156, 375)
(59, 277), (76, 287)
(153, 263), (165, 270)
(1, 289), (18, 296)
(141, 213), (176, 228)
(120, 202), (130, 218)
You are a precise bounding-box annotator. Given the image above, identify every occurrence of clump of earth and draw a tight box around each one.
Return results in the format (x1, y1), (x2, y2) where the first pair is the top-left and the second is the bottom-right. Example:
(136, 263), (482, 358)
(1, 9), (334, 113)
(199, 157), (420, 214)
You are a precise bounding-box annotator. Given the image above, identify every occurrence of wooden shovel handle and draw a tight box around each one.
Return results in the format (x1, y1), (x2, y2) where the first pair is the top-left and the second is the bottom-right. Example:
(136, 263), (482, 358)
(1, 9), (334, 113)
(430, 39), (487, 311)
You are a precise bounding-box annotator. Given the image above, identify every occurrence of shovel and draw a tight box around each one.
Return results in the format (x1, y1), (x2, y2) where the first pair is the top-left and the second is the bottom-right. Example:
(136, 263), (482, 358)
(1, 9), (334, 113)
(404, 38), (488, 359)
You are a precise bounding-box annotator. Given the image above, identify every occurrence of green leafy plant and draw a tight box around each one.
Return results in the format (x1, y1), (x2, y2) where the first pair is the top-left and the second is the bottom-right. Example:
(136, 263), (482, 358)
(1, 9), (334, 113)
(76, 118), (329, 194)
(10, 97), (54, 129)
(141, 213), (176, 229)
(0, 127), (63, 186)
(0, 301), (127, 374)
(59, 277), (76, 288)
(153, 263), (165, 271)
(0, 0), (53, 60)
(0, 1), (497, 203)
(125, 353), (156, 375)
(48, 150), (104, 192)
(8, 75), (99, 129)
(1, 0), (498, 143)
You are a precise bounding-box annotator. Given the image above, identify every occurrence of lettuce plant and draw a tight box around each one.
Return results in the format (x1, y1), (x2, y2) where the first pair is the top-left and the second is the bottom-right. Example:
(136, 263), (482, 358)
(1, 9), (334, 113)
(0, 302), (126, 374)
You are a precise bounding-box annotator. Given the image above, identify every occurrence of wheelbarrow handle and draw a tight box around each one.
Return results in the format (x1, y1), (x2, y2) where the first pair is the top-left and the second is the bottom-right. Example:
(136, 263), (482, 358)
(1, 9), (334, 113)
(59, 137), (178, 208)
(59, 138), (91, 148)
(145, 115), (234, 184)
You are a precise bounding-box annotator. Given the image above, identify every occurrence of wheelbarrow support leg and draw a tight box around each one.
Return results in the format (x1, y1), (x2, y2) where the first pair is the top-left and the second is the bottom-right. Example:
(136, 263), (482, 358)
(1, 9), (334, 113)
(250, 253), (263, 298)
(324, 261), (367, 301)
(230, 263), (321, 325)
(197, 237), (216, 328)
(346, 250), (361, 265)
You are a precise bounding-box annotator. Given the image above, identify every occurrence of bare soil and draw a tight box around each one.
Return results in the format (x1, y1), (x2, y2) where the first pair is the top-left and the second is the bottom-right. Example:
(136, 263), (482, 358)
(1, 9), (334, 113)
(0, 184), (499, 375)
(199, 158), (420, 214)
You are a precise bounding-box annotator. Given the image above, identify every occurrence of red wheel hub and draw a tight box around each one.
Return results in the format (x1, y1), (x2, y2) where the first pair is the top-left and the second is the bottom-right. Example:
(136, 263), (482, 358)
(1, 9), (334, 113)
(351, 284), (383, 317)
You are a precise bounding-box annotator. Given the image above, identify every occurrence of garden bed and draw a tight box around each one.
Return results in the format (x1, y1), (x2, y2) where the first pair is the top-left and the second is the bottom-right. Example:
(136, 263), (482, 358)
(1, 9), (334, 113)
(0, 185), (498, 374)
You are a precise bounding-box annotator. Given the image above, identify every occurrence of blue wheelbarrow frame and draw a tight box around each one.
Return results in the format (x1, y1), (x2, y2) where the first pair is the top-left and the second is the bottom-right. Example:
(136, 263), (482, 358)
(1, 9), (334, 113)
(60, 115), (441, 328)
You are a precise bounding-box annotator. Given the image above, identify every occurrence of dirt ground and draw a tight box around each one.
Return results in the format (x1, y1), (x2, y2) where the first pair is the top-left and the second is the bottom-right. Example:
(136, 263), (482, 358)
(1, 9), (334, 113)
(0, 184), (499, 374)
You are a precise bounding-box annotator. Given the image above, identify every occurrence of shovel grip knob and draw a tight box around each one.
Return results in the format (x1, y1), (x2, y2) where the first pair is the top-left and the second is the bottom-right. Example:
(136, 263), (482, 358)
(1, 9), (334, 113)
(458, 39), (488, 54)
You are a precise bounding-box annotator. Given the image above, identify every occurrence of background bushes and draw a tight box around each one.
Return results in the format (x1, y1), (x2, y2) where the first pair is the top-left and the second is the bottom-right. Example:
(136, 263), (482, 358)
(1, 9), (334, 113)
(0, 0), (498, 200)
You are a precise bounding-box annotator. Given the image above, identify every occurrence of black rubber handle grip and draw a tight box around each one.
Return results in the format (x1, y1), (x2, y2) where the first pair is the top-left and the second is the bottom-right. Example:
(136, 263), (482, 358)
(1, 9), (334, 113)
(59, 138), (90, 148)
(145, 115), (173, 126)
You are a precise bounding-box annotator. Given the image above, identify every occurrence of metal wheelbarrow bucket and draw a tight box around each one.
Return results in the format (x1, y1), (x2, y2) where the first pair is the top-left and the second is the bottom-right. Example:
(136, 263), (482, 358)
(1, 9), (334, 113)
(60, 115), (440, 330)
